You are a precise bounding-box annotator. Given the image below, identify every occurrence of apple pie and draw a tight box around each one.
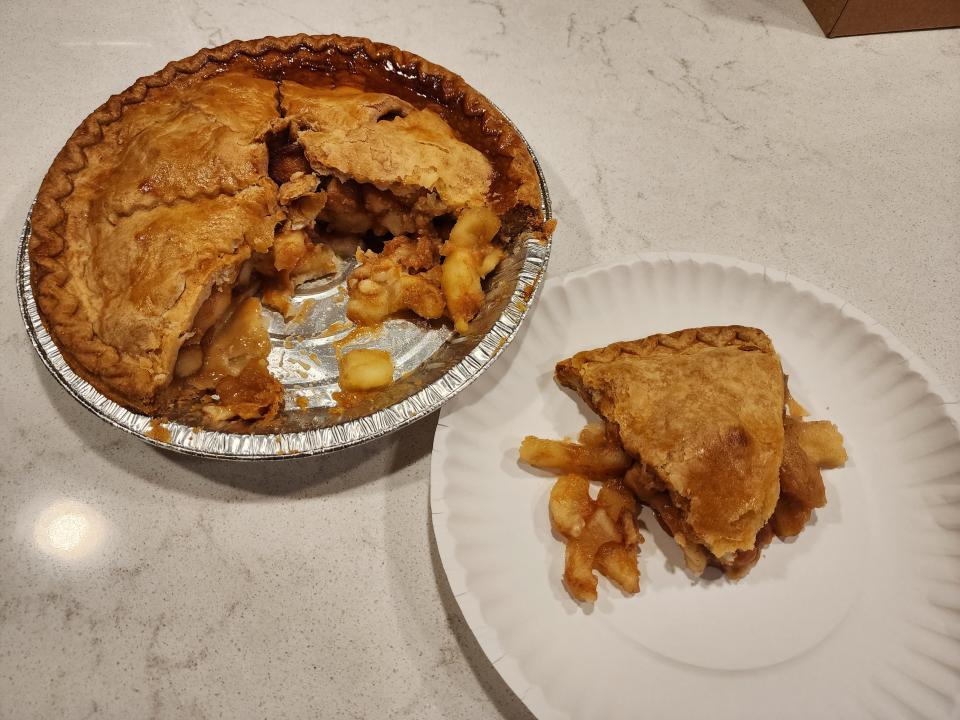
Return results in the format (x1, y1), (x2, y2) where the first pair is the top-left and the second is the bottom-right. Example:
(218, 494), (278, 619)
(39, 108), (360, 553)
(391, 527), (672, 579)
(521, 326), (846, 600)
(30, 34), (549, 429)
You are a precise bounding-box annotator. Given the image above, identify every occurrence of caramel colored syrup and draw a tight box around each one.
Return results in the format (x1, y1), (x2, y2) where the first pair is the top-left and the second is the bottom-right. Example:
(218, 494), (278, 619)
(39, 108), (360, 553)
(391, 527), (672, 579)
(320, 320), (352, 338)
(147, 418), (172, 443)
(331, 322), (384, 358)
(330, 389), (365, 410)
(288, 298), (316, 326)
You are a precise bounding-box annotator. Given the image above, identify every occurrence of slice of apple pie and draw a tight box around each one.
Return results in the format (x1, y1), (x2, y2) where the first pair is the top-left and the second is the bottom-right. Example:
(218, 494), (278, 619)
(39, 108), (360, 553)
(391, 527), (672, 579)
(521, 326), (847, 601)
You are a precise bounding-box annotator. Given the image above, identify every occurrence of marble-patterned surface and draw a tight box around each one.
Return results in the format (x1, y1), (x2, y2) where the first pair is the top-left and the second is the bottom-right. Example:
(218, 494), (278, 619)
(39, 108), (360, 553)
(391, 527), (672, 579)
(0, 1), (958, 718)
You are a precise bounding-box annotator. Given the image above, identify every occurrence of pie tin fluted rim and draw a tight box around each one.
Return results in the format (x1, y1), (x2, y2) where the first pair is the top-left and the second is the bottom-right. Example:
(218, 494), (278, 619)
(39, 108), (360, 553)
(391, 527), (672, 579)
(17, 126), (552, 461)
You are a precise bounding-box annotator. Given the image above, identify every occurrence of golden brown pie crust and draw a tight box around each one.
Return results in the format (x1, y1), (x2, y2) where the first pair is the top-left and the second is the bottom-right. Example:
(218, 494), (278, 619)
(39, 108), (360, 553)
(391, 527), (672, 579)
(30, 34), (546, 416)
(530, 325), (844, 588)
(557, 326), (785, 561)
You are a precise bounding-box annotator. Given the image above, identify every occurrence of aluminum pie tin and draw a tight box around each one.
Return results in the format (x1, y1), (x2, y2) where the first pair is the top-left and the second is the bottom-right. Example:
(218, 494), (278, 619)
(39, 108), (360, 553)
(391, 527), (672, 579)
(18, 134), (551, 461)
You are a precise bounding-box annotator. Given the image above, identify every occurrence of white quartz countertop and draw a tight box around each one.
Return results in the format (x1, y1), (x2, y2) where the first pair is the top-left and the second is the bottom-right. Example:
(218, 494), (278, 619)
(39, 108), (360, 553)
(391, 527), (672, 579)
(1, 2), (958, 718)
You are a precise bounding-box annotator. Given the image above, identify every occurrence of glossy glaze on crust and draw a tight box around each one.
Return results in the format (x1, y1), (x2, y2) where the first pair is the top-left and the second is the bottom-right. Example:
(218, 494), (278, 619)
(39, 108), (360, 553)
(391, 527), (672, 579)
(30, 34), (546, 414)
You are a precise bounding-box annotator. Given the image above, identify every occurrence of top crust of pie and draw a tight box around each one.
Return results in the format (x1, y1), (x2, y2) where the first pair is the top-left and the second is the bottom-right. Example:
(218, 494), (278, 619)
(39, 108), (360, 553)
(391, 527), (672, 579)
(280, 83), (493, 209)
(30, 34), (545, 412)
(556, 326), (785, 558)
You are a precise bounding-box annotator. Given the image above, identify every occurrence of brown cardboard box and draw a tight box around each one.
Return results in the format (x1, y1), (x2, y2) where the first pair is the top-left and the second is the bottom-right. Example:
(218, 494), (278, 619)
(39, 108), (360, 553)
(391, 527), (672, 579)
(803, 0), (960, 37)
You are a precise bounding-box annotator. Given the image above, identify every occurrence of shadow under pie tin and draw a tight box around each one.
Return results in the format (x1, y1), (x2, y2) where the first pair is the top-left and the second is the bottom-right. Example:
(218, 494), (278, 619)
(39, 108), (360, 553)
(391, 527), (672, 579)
(18, 40), (553, 460)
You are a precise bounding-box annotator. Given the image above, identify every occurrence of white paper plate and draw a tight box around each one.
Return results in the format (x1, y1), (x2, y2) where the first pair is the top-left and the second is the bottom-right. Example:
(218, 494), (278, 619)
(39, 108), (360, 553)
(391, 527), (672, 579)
(430, 253), (960, 720)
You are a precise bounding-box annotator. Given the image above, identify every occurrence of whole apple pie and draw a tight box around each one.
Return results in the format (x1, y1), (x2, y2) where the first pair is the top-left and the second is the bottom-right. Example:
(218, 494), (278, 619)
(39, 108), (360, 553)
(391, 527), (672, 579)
(30, 35), (548, 430)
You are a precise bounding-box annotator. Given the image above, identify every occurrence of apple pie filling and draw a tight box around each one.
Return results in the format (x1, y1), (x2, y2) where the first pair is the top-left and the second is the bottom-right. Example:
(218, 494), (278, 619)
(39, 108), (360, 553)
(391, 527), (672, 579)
(165, 118), (509, 427)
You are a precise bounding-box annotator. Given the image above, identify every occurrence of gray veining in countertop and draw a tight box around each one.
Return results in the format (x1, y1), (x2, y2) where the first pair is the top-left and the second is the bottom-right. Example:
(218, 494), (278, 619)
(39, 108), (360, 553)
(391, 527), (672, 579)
(1, 1), (958, 718)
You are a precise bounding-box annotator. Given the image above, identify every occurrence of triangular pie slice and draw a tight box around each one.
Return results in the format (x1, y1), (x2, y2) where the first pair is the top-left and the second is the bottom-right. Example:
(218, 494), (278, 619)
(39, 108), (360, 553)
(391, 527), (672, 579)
(556, 326), (787, 577)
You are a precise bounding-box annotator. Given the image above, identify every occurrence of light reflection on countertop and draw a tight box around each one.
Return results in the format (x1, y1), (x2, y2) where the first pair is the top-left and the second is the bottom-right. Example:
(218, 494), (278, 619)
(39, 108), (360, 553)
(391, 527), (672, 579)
(33, 499), (107, 560)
